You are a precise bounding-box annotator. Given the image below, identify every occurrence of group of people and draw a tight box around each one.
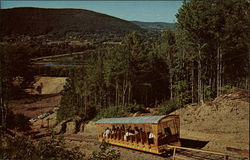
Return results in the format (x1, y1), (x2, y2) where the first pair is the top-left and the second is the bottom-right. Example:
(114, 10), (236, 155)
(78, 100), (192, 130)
(102, 125), (155, 144)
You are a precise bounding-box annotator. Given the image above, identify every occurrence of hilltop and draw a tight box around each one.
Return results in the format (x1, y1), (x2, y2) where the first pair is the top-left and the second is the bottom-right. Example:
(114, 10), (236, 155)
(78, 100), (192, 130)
(0, 7), (142, 36)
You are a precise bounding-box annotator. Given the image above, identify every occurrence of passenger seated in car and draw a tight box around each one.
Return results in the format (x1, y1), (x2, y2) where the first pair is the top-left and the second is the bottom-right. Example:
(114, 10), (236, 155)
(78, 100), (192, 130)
(124, 129), (134, 141)
(148, 132), (155, 144)
(103, 127), (111, 138)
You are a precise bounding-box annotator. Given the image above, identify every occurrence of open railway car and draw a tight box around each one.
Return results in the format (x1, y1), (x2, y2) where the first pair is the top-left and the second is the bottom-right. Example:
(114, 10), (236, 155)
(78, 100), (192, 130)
(96, 115), (181, 154)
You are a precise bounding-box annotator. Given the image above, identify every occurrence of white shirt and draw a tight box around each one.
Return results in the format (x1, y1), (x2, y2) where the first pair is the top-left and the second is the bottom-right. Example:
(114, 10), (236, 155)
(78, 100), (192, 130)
(149, 133), (155, 139)
(124, 131), (134, 140)
(103, 129), (111, 137)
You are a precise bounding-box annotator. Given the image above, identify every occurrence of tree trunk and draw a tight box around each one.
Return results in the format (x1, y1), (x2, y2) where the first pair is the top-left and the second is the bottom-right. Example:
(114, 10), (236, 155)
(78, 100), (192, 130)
(217, 46), (221, 97)
(0, 81), (8, 129)
(198, 49), (204, 104)
(94, 91), (97, 105)
(84, 81), (87, 115)
(115, 81), (118, 106)
(1, 98), (5, 129)
(170, 71), (173, 100)
(122, 75), (127, 106)
(117, 84), (120, 106)
(220, 50), (223, 94)
(169, 62), (173, 100)
(122, 79), (125, 105)
(191, 61), (195, 103)
(128, 81), (131, 104)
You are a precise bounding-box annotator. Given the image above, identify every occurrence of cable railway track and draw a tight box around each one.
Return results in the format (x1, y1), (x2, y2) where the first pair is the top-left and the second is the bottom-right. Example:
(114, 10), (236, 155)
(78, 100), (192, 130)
(168, 145), (248, 160)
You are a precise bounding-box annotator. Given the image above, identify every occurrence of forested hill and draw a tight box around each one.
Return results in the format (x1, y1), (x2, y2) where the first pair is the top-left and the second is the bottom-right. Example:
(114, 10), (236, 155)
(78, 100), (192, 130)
(131, 21), (175, 31)
(0, 7), (142, 36)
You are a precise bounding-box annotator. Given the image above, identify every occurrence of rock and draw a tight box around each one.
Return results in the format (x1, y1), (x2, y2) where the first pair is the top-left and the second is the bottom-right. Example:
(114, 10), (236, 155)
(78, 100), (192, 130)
(65, 122), (76, 134)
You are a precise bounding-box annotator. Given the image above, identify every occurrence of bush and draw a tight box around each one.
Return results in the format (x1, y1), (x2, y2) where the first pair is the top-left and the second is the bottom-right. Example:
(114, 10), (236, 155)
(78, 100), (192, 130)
(94, 105), (126, 120)
(1, 110), (31, 131)
(90, 141), (120, 160)
(157, 98), (181, 115)
(94, 104), (141, 120)
(0, 135), (85, 160)
(13, 113), (31, 131)
(221, 85), (234, 94)
(204, 85), (214, 101)
(0, 135), (120, 160)
(126, 104), (141, 113)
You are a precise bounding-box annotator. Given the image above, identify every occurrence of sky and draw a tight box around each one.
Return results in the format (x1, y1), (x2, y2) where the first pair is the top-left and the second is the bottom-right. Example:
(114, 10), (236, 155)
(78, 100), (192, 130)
(1, 1), (183, 23)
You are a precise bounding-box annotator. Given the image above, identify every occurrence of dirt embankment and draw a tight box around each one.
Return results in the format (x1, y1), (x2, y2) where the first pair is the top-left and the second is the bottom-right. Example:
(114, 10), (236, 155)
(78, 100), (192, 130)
(10, 94), (61, 118)
(10, 76), (67, 118)
(28, 76), (67, 95)
(173, 89), (249, 154)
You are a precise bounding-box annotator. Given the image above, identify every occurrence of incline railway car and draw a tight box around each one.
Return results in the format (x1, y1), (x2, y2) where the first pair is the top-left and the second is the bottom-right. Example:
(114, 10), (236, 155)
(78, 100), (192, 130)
(96, 115), (181, 154)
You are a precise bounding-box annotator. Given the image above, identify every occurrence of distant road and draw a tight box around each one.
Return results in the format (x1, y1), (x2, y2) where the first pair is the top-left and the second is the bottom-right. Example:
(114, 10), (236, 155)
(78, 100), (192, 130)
(31, 50), (92, 62)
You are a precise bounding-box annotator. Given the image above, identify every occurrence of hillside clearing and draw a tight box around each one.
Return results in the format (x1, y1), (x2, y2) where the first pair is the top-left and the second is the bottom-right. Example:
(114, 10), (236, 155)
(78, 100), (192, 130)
(172, 89), (249, 155)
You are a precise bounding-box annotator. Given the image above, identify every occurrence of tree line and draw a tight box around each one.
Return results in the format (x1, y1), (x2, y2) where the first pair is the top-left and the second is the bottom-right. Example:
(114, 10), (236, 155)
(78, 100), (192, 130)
(0, 43), (34, 129)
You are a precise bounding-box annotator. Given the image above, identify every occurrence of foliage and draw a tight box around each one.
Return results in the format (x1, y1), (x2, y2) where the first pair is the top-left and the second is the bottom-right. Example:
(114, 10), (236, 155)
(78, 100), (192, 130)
(0, 110), (31, 131)
(94, 105), (127, 120)
(58, 32), (170, 121)
(94, 104), (141, 120)
(0, 135), (85, 160)
(126, 103), (141, 113)
(0, 43), (34, 129)
(171, 0), (250, 104)
(157, 98), (181, 115)
(0, 134), (120, 160)
(90, 141), (120, 160)
(9, 113), (31, 131)
(57, 67), (97, 121)
(0, 43), (34, 87)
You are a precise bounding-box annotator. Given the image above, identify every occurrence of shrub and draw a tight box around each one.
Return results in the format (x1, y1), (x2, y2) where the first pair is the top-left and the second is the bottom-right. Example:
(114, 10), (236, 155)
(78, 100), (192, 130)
(13, 113), (31, 131)
(0, 135), (85, 160)
(157, 98), (181, 115)
(126, 104), (141, 113)
(1, 110), (31, 131)
(90, 141), (120, 160)
(221, 85), (234, 94)
(94, 105), (126, 120)
(204, 85), (214, 101)
(0, 134), (120, 160)
(94, 104), (141, 120)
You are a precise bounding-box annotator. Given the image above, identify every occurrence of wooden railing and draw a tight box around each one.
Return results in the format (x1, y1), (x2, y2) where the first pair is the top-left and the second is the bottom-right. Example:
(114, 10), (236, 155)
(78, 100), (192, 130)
(167, 145), (229, 160)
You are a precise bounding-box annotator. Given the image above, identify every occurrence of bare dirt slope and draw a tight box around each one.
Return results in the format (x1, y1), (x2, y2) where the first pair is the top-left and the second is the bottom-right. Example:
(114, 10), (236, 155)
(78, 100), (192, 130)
(9, 94), (61, 118)
(10, 76), (66, 118)
(32, 76), (67, 95)
(172, 89), (249, 155)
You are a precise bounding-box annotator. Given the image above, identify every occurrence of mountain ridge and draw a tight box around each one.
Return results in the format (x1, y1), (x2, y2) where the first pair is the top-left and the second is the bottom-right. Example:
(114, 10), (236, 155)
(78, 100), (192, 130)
(0, 7), (142, 36)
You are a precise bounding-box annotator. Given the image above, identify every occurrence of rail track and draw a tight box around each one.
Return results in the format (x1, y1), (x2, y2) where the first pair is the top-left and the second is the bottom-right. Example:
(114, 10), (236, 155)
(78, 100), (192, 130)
(169, 145), (248, 160)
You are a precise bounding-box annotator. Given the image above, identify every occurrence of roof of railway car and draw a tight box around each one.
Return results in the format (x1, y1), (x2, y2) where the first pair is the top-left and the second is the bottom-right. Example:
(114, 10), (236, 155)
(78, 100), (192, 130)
(96, 115), (171, 124)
